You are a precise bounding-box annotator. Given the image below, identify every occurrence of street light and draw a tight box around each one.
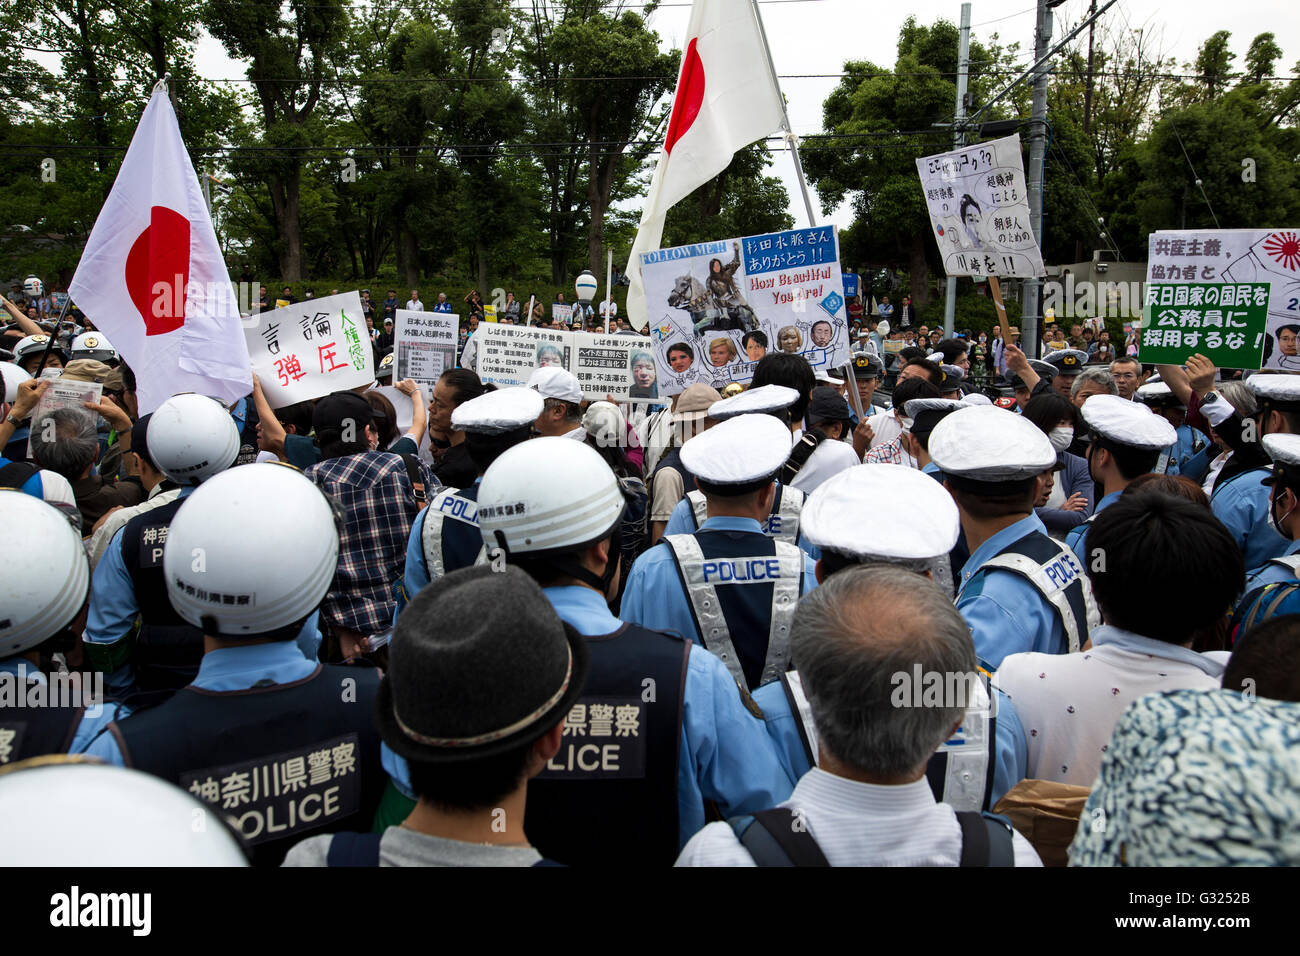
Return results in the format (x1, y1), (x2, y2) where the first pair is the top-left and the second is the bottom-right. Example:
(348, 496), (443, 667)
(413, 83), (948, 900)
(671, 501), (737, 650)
(575, 270), (597, 328)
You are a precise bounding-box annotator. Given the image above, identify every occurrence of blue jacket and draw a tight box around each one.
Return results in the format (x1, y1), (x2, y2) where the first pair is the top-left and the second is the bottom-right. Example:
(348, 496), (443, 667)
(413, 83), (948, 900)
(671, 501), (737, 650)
(1035, 451), (1094, 534)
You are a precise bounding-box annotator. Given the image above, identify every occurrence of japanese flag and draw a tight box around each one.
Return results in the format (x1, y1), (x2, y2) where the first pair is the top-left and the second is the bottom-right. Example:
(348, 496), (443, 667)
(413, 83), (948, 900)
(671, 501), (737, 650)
(625, 0), (787, 330)
(68, 87), (251, 414)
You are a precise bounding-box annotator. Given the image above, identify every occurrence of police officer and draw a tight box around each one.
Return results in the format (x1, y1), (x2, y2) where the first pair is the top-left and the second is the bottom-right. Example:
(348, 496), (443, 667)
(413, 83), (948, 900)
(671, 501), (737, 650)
(930, 405), (1098, 668)
(851, 351), (885, 416)
(69, 331), (117, 367)
(662, 384), (818, 559)
(1003, 357), (1056, 411)
(1135, 381), (1208, 474)
(399, 387), (542, 608)
(622, 413), (818, 691)
(1247, 373), (1300, 440)
(0, 492), (128, 764)
(84, 463), (386, 866)
(754, 463), (1028, 812)
(11, 334), (65, 376)
(1238, 432), (1300, 598)
(473, 437), (792, 863)
(1065, 394), (1177, 566)
(1044, 348), (1090, 400)
(84, 394), (241, 700)
(901, 398), (964, 482)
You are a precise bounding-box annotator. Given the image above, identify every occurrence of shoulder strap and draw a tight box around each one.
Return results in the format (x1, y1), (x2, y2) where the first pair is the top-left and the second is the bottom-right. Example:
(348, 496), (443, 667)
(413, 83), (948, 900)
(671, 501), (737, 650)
(956, 812), (1015, 867)
(736, 808), (830, 867)
(771, 484), (803, 545)
(762, 541), (804, 686)
(779, 430), (825, 486)
(687, 490), (707, 530)
(420, 487), (461, 580)
(1242, 581), (1300, 633)
(1267, 553), (1300, 575)
(0, 460), (38, 490)
(400, 454), (427, 508)
(325, 831), (383, 867)
(779, 671), (819, 770)
(663, 533), (744, 687)
(933, 673), (994, 812)
(980, 536), (1096, 653)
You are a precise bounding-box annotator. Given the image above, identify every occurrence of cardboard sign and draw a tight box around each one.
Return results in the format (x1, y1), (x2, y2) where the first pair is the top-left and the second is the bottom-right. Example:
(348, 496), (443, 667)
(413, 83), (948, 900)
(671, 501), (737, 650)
(1140, 229), (1300, 370)
(393, 309), (457, 393)
(245, 292), (374, 409)
(916, 134), (1045, 279)
(638, 227), (852, 396)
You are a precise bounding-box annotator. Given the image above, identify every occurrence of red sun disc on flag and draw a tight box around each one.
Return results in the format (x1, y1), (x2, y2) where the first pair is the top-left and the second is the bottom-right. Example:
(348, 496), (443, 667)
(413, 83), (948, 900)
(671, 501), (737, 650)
(1263, 231), (1300, 272)
(125, 205), (191, 336)
(664, 38), (705, 155)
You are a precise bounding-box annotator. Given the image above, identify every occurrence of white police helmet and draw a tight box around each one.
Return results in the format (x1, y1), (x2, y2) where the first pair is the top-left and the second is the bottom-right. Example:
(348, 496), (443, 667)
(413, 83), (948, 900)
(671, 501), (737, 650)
(1, 361), (31, 404)
(0, 762), (248, 865)
(0, 491), (90, 657)
(70, 331), (117, 364)
(478, 436), (625, 555)
(147, 393), (240, 485)
(12, 334), (60, 367)
(164, 463), (339, 636)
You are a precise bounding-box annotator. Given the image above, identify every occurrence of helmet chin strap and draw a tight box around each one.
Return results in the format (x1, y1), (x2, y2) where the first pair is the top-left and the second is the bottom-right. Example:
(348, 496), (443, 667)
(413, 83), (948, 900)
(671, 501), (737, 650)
(493, 528), (623, 597)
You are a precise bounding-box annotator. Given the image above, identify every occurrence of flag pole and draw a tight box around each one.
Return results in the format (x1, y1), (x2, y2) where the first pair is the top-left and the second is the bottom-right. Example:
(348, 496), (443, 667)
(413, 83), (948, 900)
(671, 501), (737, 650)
(34, 297), (73, 376)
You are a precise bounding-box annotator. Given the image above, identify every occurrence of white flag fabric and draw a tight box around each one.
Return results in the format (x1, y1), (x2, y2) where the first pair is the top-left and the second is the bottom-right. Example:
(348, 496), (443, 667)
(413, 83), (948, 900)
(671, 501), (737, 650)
(625, 0), (787, 330)
(69, 88), (250, 414)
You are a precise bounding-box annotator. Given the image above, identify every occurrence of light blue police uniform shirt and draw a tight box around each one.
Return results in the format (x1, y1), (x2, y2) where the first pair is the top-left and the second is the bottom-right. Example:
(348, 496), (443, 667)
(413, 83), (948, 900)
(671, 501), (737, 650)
(957, 513), (1069, 669)
(620, 516), (819, 644)
(1065, 489), (1122, 567)
(753, 675), (1028, 810)
(1242, 536), (1300, 594)
(83, 640), (319, 767)
(661, 487), (821, 561)
(1211, 466), (1289, 570)
(0, 658), (129, 755)
(398, 478), (481, 618)
(1167, 424), (1208, 476)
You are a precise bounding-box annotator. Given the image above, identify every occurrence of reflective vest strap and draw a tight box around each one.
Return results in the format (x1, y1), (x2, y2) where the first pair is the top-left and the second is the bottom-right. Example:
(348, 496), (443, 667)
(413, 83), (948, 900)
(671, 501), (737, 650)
(663, 534), (746, 688)
(1156, 446), (1172, 475)
(774, 485), (803, 546)
(420, 488), (461, 580)
(979, 549), (1094, 653)
(1267, 553), (1300, 577)
(687, 490), (708, 530)
(762, 542), (802, 685)
(935, 674), (993, 812)
(781, 671), (819, 770)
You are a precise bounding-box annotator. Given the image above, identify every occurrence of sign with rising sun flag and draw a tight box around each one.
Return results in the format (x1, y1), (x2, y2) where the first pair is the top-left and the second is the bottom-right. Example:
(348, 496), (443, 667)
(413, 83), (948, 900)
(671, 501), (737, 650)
(1139, 228), (1300, 371)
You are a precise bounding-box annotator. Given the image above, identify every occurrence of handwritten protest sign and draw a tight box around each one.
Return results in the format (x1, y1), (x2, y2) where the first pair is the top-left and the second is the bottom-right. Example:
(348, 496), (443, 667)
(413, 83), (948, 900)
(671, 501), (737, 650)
(638, 226), (852, 396)
(1139, 229), (1300, 370)
(916, 134), (1045, 280)
(394, 309), (457, 393)
(245, 291), (374, 409)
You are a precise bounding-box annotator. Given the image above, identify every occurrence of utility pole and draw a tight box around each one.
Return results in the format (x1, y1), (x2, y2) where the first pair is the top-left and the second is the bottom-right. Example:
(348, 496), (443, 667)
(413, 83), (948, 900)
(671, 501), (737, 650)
(1083, 0), (1097, 136)
(1021, 0), (1054, 360)
(944, 2), (971, 338)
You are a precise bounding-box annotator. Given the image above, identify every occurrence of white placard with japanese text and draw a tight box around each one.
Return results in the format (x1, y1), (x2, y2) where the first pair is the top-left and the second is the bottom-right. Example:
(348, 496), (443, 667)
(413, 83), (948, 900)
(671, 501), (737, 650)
(394, 309), (457, 393)
(245, 291), (375, 409)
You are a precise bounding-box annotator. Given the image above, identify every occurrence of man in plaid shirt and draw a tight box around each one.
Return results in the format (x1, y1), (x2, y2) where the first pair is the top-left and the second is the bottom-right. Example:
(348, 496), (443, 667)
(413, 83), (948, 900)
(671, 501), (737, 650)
(305, 391), (433, 657)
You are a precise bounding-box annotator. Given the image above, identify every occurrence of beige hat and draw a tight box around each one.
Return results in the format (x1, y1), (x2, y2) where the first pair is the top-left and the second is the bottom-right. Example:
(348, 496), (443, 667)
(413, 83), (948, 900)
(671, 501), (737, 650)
(60, 359), (113, 383)
(672, 383), (721, 422)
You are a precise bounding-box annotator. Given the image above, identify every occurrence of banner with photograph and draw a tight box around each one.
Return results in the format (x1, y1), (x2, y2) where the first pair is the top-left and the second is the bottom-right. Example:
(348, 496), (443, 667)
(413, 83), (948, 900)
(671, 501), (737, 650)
(475, 324), (658, 401)
(1139, 229), (1300, 370)
(638, 226), (852, 396)
(245, 291), (374, 409)
(916, 134), (1045, 279)
(394, 309), (458, 392)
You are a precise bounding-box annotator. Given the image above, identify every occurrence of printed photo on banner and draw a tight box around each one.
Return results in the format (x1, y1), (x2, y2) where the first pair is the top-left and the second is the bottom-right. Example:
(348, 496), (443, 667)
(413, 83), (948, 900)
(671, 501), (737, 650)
(394, 309), (458, 393)
(916, 134), (1046, 280)
(475, 324), (657, 401)
(244, 291), (374, 408)
(1139, 229), (1300, 370)
(639, 227), (852, 396)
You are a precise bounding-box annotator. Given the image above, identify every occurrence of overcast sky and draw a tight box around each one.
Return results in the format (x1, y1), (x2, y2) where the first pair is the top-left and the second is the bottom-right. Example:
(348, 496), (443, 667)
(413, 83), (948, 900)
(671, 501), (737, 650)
(184, 0), (1295, 231)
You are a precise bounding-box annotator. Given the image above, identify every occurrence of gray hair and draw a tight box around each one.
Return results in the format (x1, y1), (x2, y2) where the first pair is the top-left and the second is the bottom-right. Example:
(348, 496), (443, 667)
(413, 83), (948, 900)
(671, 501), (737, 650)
(31, 407), (99, 480)
(1218, 380), (1257, 418)
(1071, 366), (1117, 399)
(791, 564), (976, 776)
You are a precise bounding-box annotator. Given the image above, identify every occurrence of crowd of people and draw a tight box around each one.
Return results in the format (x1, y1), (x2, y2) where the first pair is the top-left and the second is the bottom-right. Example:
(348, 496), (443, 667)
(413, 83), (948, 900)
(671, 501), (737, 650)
(3, 273), (1300, 869)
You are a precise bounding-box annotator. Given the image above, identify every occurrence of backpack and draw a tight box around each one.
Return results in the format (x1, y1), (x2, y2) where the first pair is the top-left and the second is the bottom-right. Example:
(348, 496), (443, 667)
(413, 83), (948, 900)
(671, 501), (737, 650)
(616, 475), (650, 580)
(729, 807), (1015, 867)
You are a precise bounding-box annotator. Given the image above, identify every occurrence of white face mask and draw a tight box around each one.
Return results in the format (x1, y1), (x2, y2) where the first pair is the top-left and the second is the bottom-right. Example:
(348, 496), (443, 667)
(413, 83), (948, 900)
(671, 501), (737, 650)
(1049, 426), (1074, 451)
(1269, 491), (1295, 537)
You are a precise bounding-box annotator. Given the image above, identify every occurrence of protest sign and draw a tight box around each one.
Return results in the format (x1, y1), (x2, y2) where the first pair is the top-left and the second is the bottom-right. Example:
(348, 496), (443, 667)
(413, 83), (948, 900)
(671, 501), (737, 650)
(484, 303), (497, 323)
(1139, 229), (1300, 370)
(374, 384), (432, 461)
(394, 309), (457, 393)
(475, 324), (658, 401)
(27, 379), (103, 457)
(245, 291), (374, 409)
(916, 134), (1045, 279)
(553, 303), (572, 326)
(842, 273), (859, 298)
(638, 226), (852, 396)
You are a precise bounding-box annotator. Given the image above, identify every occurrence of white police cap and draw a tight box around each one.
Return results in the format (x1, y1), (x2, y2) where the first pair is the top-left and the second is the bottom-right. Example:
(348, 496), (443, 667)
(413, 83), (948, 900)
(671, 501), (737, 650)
(929, 405), (1056, 480)
(901, 397), (963, 430)
(1135, 381), (1177, 403)
(961, 392), (992, 406)
(1263, 432), (1300, 469)
(1247, 373), (1300, 409)
(452, 386), (544, 434)
(680, 413), (791, 485)
(706, 384), (799, 421)
(814, 368), (844, 387)
(527, 365), (582, 403)
(802, 464), (959, 561)
(1081, 394), (1177, 450)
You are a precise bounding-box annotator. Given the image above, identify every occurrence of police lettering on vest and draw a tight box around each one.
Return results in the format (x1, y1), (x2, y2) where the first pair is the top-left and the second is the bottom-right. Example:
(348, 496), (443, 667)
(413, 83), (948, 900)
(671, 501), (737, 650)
(701, 557), (784, 584)
(539, 697), (647, 779)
